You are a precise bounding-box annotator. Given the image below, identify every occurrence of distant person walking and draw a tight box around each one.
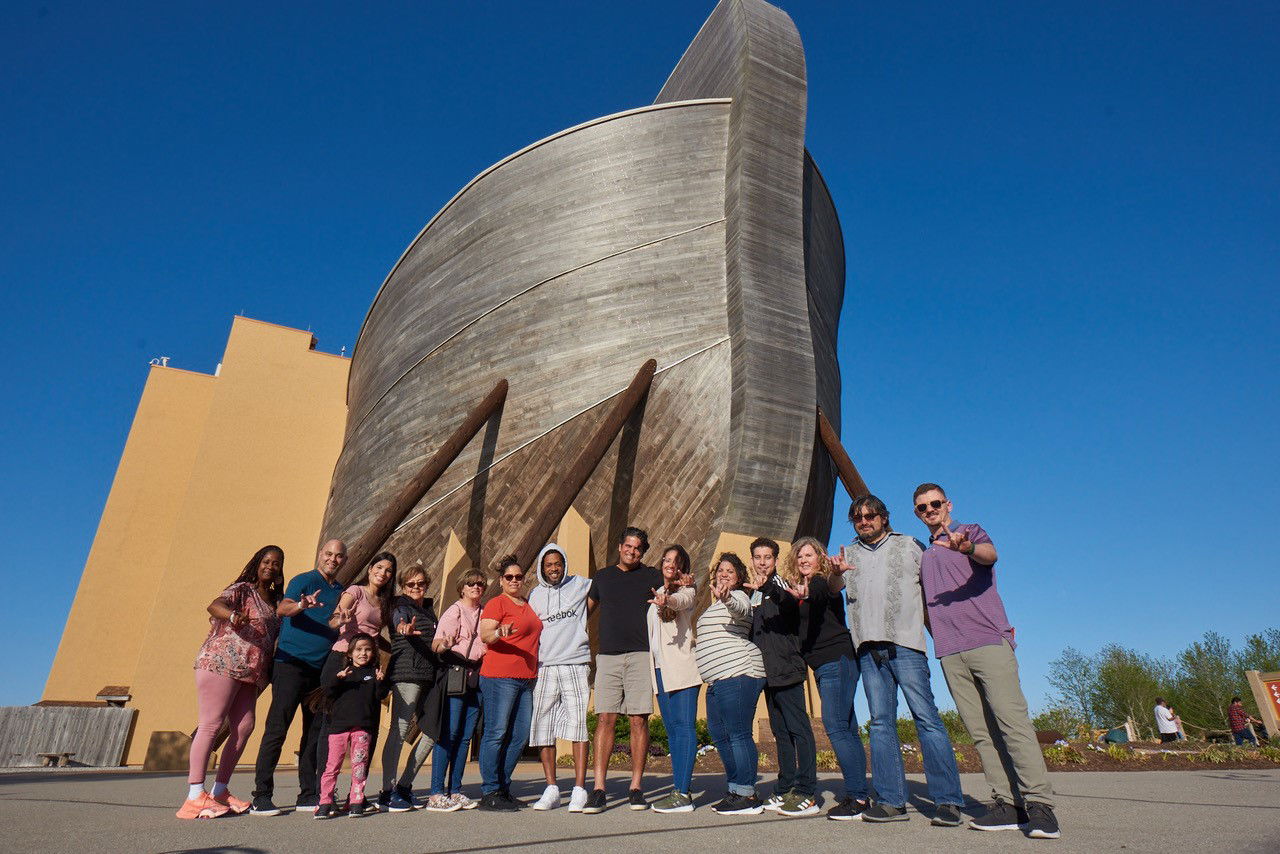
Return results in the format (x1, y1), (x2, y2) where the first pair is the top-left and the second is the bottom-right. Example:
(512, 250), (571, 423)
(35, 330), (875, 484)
(914, 483), (1060, 840)
(178, 545), (284, 819)
(1154, 698), (1180, 743)
(250, 539), (347, 816)
(1228, 697), (1264, 746)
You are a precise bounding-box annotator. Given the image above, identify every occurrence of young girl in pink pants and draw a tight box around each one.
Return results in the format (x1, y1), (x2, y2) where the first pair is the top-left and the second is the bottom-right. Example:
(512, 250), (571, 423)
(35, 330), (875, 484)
(316, 634), (383, 818)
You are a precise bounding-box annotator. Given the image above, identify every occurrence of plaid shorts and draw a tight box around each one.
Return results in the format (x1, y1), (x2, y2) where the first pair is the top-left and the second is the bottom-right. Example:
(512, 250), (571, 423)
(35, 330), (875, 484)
(529, 663), (590, 745)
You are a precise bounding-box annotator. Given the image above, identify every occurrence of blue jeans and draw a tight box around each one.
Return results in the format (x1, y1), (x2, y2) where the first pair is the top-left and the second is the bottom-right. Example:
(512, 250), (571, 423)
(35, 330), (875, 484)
(1234, 729), (1258, 746)
(431, 690), (481, 795)
(859, 643), (963, 808)
(478, 676), (534, 795)
(655, 670), (700, 795)
(813, 655), (868, 800)
(706, 674), (765, 796)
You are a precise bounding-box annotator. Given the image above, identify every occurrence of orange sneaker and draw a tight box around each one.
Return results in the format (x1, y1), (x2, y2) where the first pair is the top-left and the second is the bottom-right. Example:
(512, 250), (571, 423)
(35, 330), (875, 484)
(176, 791), (230, 819)
(211, 790), (251, 814)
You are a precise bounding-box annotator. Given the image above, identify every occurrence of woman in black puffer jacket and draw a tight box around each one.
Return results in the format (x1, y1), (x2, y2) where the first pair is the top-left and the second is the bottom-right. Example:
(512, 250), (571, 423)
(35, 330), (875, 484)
(377, 564), (442, 810)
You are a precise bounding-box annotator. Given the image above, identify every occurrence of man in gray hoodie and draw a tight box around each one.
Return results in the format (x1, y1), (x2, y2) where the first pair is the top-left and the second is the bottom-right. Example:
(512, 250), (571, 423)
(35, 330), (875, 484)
(527, 543), (592, 812)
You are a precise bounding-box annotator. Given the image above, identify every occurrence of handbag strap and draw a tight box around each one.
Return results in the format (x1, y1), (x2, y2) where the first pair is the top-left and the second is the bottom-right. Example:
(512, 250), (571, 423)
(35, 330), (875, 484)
(459, 604), (481, 663)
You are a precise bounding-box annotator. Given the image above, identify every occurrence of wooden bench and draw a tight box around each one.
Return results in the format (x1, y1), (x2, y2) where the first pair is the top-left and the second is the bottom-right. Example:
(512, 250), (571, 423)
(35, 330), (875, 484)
(36, 752), (75, 767)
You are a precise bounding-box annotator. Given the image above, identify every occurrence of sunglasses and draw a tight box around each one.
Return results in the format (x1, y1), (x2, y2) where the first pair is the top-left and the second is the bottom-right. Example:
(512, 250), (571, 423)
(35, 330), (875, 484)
(463, 580), (485, 588)
(402, 581), (426, 589)
(915, 499), (945, 514)
(502, 574), (525, 581)
(852, 512), (880, 522)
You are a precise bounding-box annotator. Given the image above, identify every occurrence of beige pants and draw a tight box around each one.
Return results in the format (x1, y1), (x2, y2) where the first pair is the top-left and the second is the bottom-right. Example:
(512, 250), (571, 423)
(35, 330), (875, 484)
(940, 640), (1053, 807)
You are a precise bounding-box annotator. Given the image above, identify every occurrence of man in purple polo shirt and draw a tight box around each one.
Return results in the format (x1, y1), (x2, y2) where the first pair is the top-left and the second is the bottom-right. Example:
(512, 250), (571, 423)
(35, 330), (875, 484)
(913, 483), (1060, 841)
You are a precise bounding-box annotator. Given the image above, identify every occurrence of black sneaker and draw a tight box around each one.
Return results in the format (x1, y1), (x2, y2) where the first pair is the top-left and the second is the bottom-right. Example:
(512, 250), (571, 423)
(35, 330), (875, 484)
(249, 797), (282, 817)
(348, 800), (371, 817)
(827, 796), (868, 821)
(499, 789), (526, 809)
(477, 792), (518, 812)
(581, 789), (608, 814)
(862, 803), (909, 823)
(294, 795), (319, 813)
(969, 799), (1023, 831)
(932, 803), (963, 827)
(1022, 802), (1061, 839)
(376, 790), (391, 812)
(628, 789), (649, 811)
(313, 803), (334, 820)
(712, 793), (764, 815)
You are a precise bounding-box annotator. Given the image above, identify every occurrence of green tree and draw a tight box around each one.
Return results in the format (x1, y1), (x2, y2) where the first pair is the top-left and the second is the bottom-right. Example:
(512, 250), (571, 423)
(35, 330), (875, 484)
(1048, 646), (1097, 729)
(1165, 631), (1240, 733)
(1032, 705), (1087, 739)
(1090, 644), (1169, 739)
(1237, 628), (1280, 717)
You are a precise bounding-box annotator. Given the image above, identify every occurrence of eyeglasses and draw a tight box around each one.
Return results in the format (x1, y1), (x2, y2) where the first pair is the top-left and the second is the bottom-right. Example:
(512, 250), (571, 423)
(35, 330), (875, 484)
(502, 574), (524, 581)
(402, 581), (426, 589)
(852, 512), (880, 522)
(463, 581), (485, 588)
(915, 499), (944, 513)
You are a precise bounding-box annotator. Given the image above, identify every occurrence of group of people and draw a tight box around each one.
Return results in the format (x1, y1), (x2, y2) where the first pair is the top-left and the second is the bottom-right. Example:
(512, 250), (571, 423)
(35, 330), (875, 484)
(177, 482), (1061, 840)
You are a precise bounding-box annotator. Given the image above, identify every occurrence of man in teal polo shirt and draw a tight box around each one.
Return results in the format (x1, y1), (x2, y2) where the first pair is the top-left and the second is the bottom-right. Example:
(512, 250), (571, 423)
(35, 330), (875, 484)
(250, 539), (346, 816)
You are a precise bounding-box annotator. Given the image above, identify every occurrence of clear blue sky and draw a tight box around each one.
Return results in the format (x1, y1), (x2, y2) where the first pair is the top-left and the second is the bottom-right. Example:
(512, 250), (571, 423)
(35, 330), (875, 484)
(2, 1), (1276, 718)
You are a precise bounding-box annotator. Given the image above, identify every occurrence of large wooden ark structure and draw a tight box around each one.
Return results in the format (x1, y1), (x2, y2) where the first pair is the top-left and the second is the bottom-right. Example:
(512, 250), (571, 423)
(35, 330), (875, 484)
(323, 0), (851, 592)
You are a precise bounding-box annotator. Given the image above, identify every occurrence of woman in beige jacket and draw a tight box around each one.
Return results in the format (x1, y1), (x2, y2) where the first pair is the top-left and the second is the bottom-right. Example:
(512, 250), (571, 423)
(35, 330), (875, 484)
(646, 544), (700, 813)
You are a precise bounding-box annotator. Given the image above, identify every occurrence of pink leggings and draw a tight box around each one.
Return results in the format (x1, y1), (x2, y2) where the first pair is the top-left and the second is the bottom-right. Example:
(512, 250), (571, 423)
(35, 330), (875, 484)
(189, 669), (258, 785)
(320, 729), (372, 805)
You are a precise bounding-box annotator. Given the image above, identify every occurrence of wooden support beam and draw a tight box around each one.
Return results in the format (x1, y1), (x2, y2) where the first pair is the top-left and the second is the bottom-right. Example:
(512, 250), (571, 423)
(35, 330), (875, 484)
(338, 379), (509, 585)
(510, 359), (657, 571)
(816, 406), (869, 501)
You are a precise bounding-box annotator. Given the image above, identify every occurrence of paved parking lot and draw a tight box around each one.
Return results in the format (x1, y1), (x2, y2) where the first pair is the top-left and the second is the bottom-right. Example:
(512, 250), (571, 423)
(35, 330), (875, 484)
(1, 765), (1277, 853)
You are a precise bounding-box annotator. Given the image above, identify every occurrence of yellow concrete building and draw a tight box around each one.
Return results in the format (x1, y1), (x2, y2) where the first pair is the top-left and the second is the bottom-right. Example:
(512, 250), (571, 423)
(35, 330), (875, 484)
(43, 317), (350, 766)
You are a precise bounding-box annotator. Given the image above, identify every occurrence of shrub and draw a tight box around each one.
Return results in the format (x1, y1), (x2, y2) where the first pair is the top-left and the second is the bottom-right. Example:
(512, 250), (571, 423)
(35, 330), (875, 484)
(1258, 745), (1280, 763)
(940, 709), (973, 745)
(1042, 744), (1085, 765)
(815, 749), (839, 771)
(695, 718), (713, 747)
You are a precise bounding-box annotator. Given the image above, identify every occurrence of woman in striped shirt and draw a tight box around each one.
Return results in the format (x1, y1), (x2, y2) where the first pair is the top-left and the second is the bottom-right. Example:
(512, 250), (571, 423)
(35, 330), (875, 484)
(695, 552), (767, 816)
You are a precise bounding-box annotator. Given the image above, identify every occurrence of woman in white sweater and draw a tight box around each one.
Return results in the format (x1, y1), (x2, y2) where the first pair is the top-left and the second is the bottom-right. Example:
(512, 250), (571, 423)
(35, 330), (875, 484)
(646, 545), (698, 813)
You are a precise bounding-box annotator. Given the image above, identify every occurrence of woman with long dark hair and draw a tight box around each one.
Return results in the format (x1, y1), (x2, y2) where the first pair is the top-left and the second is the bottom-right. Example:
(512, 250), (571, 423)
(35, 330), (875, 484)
(646, 545), (699, 813)
(316, 550), (397, 811)
(178, 545), (285, 819)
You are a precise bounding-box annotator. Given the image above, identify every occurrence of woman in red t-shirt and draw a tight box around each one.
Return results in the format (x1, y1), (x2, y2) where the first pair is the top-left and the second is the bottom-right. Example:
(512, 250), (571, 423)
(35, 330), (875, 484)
(475, 554), (543, 810)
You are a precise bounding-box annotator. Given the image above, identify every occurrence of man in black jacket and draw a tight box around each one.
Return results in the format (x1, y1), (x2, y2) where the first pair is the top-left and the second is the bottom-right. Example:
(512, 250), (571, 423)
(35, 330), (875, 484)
(748, 537), (818, 817)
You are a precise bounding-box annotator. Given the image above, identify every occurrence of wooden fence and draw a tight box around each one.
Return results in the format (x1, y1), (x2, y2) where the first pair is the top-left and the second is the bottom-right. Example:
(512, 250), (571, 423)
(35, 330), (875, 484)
(0, 706), (135, 767)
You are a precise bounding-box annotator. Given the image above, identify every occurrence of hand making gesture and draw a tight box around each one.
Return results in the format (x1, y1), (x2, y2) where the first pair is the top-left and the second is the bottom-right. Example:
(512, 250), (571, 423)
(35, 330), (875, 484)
(933, 520), (974, 555)
(432, 631), (458, 653)
(710, 574), (733, 602)
(397, 615), (423, 636)
(648, 587), (670, 609)
(296, 592), (320, 611)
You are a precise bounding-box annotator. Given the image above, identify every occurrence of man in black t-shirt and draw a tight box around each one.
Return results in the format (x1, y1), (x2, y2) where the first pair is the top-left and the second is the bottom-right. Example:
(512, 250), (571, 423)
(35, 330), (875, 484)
(582, 526), (663, 813)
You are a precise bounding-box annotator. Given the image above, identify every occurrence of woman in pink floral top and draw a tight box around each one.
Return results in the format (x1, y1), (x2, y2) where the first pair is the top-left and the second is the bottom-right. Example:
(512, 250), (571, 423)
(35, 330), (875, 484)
(179, 545), (284, 820)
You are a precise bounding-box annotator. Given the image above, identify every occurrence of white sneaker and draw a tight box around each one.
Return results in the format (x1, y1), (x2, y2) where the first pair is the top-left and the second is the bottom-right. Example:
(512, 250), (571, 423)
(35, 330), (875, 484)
(567, 786), (590, 813)
(532, 784), (561, 811)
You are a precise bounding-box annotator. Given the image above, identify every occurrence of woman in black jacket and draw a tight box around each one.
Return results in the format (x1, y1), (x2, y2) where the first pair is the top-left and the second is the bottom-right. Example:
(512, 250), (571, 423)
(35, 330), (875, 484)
(377, 564), (441, 811)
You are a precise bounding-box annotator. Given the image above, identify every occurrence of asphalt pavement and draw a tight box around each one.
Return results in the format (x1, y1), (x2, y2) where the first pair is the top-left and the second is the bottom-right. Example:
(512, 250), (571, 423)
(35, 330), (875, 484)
(1, 765), (1276, 853)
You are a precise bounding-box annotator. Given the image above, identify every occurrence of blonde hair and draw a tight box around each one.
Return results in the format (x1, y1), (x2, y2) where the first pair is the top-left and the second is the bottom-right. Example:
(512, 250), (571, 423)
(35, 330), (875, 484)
(779, 536), (831, 586)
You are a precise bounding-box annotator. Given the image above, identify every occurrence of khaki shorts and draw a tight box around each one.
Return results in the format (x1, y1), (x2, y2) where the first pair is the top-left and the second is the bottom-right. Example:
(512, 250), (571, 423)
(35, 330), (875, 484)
(592, 651), (654, 716)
